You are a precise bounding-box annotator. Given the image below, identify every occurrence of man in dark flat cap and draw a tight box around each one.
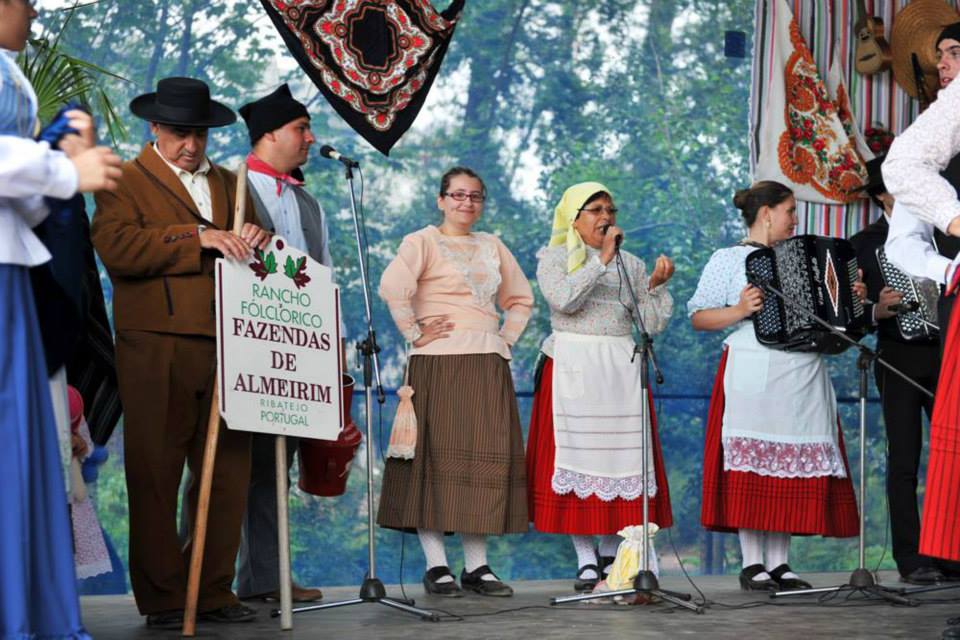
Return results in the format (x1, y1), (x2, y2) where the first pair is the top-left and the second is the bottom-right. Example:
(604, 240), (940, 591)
(235, 83), (332, 604)
(91, 77), (270, 629)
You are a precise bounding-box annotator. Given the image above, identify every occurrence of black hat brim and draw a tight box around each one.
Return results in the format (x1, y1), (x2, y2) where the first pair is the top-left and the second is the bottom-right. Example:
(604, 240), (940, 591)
(130, 92), (237, 128)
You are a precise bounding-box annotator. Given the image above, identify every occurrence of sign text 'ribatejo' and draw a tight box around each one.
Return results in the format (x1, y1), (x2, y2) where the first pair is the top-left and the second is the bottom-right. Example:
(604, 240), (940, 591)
(217, 236), (342, 440)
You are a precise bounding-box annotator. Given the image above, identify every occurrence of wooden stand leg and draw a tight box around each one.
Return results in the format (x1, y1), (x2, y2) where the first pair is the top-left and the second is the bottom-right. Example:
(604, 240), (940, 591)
(276, 435), (293, 630)
(182, 382), (221, 637)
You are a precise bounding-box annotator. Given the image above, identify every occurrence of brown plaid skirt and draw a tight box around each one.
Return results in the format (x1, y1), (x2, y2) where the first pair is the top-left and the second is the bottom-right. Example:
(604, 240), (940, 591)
(376, 353), (528, 535)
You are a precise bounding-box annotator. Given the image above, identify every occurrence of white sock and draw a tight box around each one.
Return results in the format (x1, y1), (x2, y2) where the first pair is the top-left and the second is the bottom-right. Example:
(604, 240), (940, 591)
(462, 534), (497, 581)
(599, 535), (621, 575)
(739, 529), (771, 581)
(417, 529), (453, 583)
(571, 535), (598, 579)
(765, 532), (798, 579)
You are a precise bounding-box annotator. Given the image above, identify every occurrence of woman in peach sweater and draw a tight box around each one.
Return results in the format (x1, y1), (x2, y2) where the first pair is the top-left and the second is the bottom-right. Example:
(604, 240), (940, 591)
(377, 166), (534, 597)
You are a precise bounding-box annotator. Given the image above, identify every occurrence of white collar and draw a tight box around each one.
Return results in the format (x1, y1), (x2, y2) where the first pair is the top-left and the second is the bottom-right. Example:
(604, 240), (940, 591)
(151, 142), (211, 177)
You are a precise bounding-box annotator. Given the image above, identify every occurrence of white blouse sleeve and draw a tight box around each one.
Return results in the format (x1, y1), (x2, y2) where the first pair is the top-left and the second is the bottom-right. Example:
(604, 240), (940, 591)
(687, 249), (737, 316)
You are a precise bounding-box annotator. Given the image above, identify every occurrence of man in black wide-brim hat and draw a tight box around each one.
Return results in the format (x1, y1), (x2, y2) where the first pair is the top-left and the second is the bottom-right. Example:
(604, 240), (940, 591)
(90, 77), (271, 629)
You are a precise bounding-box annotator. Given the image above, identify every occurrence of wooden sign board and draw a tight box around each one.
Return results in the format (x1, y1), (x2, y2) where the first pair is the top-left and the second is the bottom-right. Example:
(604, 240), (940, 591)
(216, 235), (342, 440)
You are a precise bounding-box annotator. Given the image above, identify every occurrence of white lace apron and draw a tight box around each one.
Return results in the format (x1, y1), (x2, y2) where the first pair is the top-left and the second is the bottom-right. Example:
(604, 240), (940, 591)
(551, 332), (657, 501)
(721, 325), (846, 478)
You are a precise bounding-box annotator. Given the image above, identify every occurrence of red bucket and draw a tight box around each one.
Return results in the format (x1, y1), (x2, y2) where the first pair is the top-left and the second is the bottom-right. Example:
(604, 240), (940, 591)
(298, 375), (362, 496)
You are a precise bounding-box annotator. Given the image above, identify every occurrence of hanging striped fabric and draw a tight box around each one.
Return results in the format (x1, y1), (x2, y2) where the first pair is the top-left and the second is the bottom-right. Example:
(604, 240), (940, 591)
(749, 0), (960, 238)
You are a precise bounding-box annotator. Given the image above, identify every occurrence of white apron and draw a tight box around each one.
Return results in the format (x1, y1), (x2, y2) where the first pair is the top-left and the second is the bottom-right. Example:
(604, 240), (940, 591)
(721, 325), (846, 478)
(551, 332), (657, 501)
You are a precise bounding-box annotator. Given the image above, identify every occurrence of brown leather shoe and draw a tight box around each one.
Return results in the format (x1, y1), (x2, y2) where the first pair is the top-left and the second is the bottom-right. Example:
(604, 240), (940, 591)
(244, 583), (323, 603)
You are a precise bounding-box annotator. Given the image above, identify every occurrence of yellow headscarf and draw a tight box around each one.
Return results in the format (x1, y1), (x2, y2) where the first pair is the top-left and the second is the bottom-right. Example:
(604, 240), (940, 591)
(549, 181), (611, 273)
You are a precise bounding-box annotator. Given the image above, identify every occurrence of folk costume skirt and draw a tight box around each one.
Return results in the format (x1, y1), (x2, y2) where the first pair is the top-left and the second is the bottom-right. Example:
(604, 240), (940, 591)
(376, 353), (528, 535)
(920, 288), (960, 560)
(700, 348), (859, 536)
(0, 265), (91, 639)
(527, 357), (673, 535)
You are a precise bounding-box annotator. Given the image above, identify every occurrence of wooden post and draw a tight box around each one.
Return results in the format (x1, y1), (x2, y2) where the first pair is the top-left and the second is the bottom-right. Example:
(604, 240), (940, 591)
(182, 164), (248, 637)
(276, 435), (293, 629)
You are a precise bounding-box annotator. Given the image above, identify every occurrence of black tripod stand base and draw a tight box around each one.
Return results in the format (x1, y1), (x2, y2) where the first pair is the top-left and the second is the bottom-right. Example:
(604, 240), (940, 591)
(551, 572), (703, 613)
(771, 570), (914, 604)
(283, 578), (439, 621)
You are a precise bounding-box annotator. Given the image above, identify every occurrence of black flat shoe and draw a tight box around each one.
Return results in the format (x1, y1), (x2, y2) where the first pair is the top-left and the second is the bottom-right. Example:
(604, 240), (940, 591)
(198, 603), (257, 623)
(599, 555), (616, 577)
(901, 566), (945, 585)
(460, 565), (513, 597)
(738, 563), (778, 591)
(422, 565), (464, 597)
(768, 564), (812, 590)
(574, 564), (600, 592)
(145, 609), (183, 629)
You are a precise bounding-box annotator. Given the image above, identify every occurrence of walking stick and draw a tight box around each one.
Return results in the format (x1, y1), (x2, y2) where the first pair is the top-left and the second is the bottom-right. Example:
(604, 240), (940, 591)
(182, 164), (248, 636)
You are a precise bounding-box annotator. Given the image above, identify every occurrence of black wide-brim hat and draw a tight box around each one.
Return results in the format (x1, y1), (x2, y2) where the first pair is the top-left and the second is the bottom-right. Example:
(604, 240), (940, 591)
(130, 77), (236, 128)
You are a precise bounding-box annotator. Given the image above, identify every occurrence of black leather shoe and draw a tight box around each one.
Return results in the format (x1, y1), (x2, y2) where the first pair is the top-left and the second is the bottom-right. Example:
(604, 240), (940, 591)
(599, 555), (616, 577)
(901, 566), (945, 585)
(460, 565), (513, 597)
(574, 564), (600, 592)
(198, 603), (257, 623)
(145, 609), (183, 629)
(422, 565), (463, 597)
(738, 563), (777, 591)
(768, 564), (812, 590)
(939, 560), (960, 582)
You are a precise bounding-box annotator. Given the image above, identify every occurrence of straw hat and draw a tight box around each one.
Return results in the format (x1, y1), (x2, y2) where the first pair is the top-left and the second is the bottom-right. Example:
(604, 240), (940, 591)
(891, 0), (960, 99)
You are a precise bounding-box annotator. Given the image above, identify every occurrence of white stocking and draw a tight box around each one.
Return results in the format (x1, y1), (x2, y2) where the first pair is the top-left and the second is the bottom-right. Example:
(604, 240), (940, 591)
(599, 535), (621, 575)
(571, 535), (598, 579)
(765, 532), (798, 579)
(738, 529), (770, 580)
(462, 533), (496, 581)
(417, 529), (453, 583)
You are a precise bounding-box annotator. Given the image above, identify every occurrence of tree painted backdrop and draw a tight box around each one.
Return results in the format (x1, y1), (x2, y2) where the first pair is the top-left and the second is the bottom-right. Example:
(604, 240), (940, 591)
(39, 0), (899, 588)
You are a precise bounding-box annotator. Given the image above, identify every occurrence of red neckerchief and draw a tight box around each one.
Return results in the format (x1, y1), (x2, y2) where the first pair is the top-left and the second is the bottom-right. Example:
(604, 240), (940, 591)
(246, 153), (304, 195)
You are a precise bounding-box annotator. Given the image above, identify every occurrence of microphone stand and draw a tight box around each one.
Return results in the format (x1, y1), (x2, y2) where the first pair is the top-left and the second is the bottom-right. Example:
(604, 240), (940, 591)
(282, 161), (438, 622)
(749, 278), (927, 604)
(551, 246), (702, 613)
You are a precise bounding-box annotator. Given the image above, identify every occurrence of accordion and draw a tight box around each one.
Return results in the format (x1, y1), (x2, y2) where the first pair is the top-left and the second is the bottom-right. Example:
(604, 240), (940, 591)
(875, 246), (939, 341)
(745, 235), (867, 354)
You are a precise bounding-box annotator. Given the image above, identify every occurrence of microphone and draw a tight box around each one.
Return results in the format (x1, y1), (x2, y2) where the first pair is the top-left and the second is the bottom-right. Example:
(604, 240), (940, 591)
(601, 223), (623, 249)
(887, 300), (920, 314)
(319, 144), (359, 168)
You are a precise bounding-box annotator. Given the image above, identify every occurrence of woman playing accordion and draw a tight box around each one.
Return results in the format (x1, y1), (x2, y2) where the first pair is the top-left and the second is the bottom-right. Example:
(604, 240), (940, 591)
(688, 181), (860, 591)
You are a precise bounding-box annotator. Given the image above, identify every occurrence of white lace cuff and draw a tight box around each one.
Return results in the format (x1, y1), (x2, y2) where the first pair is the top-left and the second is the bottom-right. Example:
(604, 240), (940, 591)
(551, 468), (657, 502)
(722, 436), (847, 478)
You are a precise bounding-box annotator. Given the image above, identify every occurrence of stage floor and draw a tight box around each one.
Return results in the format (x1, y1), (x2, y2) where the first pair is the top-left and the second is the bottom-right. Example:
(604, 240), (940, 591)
(81, 571), (959, 639)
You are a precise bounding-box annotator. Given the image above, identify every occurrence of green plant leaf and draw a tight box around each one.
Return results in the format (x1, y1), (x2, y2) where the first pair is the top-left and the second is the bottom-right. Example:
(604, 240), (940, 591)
(264, 251), (277, 274)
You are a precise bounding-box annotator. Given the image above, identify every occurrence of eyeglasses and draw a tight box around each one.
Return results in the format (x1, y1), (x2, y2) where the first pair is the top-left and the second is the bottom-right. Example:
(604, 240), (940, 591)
(444, 191), (485, 203)
(578, 205), (619, 216)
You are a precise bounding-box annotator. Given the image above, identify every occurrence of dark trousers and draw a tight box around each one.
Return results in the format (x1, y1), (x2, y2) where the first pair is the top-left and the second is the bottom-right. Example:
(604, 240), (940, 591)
(236, 433), (298, 598)
(116, 330), (251, 615)
(874, 337), (939, 574)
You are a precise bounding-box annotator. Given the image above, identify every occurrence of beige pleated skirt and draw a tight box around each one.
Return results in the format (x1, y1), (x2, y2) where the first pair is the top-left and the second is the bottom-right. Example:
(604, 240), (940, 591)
(376, 353), (528, 535)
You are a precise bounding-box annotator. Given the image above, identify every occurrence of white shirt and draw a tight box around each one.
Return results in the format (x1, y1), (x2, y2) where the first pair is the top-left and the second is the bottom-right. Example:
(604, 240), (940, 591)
(0, 50), (77, 267)
(246, 169), (310, 258)
(885, 201), (954, 285)
(151, 142), (213, 222)
(883, 78), (960, 233)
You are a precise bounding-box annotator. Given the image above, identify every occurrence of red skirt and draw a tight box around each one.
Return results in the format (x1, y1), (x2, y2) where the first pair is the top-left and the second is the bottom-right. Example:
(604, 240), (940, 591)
(920, 294), (960, 560)
(526, 357), (673, 535)
(700, 349), (859, 537)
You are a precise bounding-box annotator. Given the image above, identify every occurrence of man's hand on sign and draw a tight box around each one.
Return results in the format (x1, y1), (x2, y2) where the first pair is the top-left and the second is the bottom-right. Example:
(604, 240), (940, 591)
(200, 228), (252, 260)
(240, 222), (271, 251)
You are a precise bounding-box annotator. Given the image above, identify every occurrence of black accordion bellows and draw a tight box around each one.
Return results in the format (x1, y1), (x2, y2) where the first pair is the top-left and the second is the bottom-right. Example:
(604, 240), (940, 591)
(745, 235), (867, 354)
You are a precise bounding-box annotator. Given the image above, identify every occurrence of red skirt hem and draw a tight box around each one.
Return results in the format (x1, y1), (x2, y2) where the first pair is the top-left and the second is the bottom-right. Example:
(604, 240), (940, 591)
(526, 357), (673, 535)
(700, 349), (859, 537)
(920, 296), (960, 560)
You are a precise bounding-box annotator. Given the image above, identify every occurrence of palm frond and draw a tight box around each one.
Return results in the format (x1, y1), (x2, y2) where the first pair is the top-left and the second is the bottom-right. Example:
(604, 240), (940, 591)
(16, 6), (132, 146)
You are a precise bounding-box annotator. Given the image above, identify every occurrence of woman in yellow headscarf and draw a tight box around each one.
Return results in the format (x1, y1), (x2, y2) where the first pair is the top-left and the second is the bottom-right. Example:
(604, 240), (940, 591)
(526, 182), (675, 592)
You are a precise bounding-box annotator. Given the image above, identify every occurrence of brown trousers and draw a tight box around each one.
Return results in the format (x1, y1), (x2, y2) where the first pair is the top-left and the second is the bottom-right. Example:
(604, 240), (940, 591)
(115, 330), (251, 615)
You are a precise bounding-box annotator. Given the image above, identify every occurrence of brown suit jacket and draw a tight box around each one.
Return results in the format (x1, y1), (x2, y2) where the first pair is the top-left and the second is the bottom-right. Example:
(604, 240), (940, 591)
(92, 143), (259, 337)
